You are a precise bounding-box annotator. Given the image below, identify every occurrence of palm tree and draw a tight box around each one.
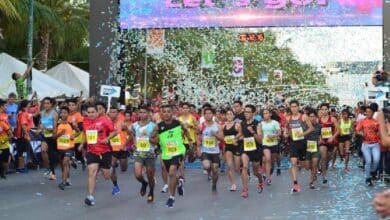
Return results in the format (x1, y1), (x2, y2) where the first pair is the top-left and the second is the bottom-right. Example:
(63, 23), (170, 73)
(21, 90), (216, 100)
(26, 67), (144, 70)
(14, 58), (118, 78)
(0, 0), (20, 21)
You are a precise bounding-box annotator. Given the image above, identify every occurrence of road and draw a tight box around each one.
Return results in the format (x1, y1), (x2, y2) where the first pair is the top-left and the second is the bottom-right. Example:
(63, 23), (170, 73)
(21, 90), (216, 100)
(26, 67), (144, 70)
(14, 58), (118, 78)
(0, 157), (387, 220)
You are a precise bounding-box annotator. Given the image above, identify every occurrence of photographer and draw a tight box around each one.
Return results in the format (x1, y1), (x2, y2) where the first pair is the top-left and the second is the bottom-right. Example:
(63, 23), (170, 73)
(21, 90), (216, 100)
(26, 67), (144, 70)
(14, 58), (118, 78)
(372, 71), (390, 87)
(373, 110), (390, 218)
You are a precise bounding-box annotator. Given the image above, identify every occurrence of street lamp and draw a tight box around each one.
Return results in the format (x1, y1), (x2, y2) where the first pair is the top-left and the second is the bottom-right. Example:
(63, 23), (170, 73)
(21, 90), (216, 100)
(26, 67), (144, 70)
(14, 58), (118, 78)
(27, 0), (34, 94)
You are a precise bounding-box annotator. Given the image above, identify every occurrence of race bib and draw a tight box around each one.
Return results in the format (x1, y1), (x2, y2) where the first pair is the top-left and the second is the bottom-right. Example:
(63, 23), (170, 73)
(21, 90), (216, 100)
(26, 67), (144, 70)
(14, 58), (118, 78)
(136, 137), (151, 152)
(291, 127), (304, 141)
(58, 135), (70, 147)
(110, 135), (121, 146)
(86, 130), (98, 144)
(321, 127), (332, 139)
(203, 136), (216, 148)
(263, 136), (278, 146)
(224, 135), (235, 145)
(43, 129), (53, 138)
(243, 137), (256, 151)
(341, 128), (351, 135)
(166, 141), (179, 156)
(307, 140), (318, 153)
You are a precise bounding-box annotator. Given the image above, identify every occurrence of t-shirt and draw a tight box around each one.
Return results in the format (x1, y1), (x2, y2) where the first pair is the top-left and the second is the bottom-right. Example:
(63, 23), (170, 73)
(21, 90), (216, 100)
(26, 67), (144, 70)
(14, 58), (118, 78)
(356, 118), (380, 144)
(56, 123), (74, 150)
(0, 120), (11, 150)
(110, 120), (127, 152)
(16, 111), (31, 139)
(261, 120), (280, 146)
(83, 116), (114, 155)
(15, 78), (27, 100)
(6, 103), (17, 128)
(68, 112), (84, 144)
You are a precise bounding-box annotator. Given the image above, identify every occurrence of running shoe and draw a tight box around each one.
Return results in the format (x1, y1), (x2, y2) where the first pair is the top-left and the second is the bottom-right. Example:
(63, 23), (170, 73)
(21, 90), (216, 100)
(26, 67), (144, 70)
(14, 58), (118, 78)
(140, 182), (148, 196)
(177, 178), (184, 196)
(322, 177), (328, 184)
(147, 192), (154, 203)
(71, 158), (78, 169)
(366, 178), (373, 187)
(58, 182), (66, 190)
(266, 178), (272, 185)
(84, 196), (95, 206)
(276, 169), (281, 176)
(240, 189), (248, 198)
(207, 174), (212, 182)
(65, 180), (72, 186)
(230, 184), (237, 192)
(292, 184), (300, 193)
(112, 185), (121, 195)
(309, 182), (315, 189)
(161, 184), (168, 193)
(49, 174), (56, 180)
(257, 181), (264, 193)
(166, 198), (175, 208)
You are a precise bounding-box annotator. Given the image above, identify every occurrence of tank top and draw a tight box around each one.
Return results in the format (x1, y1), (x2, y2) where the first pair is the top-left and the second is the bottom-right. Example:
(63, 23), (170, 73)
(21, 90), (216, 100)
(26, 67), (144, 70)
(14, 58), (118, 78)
(110, 120), (127, 152)
(305, 123), (321, 153)
(223, 122), (238, 147)
(288, 114), (306, 142)
(200, 122), (220, 154)
(241, 119), (259, 152)
(320, 116), (335, 143)
(261, 120), (280, 147)
(340, 119), (352, 136)
(132, 121), (155, 155)
(41, 110), (55, 137)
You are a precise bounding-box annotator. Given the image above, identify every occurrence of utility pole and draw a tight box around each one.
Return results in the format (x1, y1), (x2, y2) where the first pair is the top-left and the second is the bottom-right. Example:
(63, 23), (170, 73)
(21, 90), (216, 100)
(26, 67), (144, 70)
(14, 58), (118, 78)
(27, 0), (34, 94)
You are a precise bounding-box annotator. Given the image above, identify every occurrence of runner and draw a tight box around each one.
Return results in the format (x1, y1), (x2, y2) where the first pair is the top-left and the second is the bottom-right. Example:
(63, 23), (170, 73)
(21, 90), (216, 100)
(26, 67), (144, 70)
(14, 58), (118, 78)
(233, 100), (245, 122)
(108, 106), (129, 195)
(67, 98), (85, 171)
(284, 100), (314, 193)
(83, 104), (116, 206)
(131, 105), (157, 203)
(0, 99), (12, 179)
(356, 105), (380, 186)
(151, 104), (187, 208)
(338, 109), (355, 172)
(197, 107), (224, 192)
(305, 108), (321, 189)
(318, 103), (339, 184)
(223, 109), (242, 191)
(178, 102), (198, 178)
(56, 106), (76, 190)
(239, 104), (264, 197)
(40, 97), (59, 180)
(259, 108), (281, 185)
(15, 100), (32, 173)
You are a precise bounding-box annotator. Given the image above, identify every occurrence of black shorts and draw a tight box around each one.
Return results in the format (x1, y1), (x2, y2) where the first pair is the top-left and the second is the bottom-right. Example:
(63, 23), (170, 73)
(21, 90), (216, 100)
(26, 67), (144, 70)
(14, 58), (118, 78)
(58, 150), (74, 159)
(242, 149), (261, 162)
(163, 155), (183, 172)
(0, 148), (10, 163)
(225, 145), (241, 156)
(112, 150), (129, 159)
(86, 152), (112, 169)
(16, 138), (30, 157)
(338, 135), (352, 143)
(262, 145), (279, 154)
(290, 140), (307, 161)
(43, 137), (57, 152)
(320, 143), (335, 152)
(201, 153), (220, 164)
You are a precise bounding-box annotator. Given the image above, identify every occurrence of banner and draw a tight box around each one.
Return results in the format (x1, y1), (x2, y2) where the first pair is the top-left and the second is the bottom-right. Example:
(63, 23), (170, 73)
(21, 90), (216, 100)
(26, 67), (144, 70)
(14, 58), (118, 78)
(232, 57), (244, 78)
(120, 0), (382, 29)
(201, 47), (216, 69)
(146, 29), (165, 54)
(274, 70), (283, 81)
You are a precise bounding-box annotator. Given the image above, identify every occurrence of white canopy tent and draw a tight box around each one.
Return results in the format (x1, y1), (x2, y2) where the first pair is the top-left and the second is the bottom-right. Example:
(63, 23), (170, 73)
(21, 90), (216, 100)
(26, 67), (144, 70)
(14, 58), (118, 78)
(0, 53), (79, 99)
(46, 62), (90, 98)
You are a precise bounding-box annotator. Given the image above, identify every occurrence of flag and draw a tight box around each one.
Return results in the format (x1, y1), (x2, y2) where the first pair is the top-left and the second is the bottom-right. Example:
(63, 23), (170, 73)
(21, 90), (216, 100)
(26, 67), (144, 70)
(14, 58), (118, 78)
(201, 47), (215, 69)
(147, 29), (165, 54)
(274, 70), (283, 81)
(232, 57), (244, 77)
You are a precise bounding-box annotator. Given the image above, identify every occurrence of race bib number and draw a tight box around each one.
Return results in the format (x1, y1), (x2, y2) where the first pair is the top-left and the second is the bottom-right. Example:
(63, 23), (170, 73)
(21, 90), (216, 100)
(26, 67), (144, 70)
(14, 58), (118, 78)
(166, 141), (179, 156)
(291, 127), (304, 141)
(86, 130), (98, 144)
(224, 135), (235, 145)
(58, 135), (70, 147)
(110, 135), (121, 146)
(307, 140), (317, 153)
(243, 137), (256, 151)
(321, 127), (332, 139)
(136, 137), (151, 152)
(204, 136), (216, 148)
(43, 129), (53, 138)
(263, 136), (278, 146)
(341, 128), (350, 135)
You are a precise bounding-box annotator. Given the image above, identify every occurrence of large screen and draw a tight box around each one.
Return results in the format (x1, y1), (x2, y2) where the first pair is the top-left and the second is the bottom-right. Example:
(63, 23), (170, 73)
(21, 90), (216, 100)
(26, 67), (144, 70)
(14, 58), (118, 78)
(120, 0), (382, 29)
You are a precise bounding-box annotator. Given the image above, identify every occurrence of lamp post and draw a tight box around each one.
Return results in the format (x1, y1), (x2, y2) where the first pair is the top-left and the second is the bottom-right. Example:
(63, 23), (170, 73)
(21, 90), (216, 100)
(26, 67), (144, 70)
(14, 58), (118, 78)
(27, 0), (34, 94)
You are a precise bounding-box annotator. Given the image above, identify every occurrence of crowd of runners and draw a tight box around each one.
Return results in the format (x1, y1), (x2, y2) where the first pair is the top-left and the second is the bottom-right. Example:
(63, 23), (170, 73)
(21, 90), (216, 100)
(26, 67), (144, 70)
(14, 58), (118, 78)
(0, 91), (389, 210)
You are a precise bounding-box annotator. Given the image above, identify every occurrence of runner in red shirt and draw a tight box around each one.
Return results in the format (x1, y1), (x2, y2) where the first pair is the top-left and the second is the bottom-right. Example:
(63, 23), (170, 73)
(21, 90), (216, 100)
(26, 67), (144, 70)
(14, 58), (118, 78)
(83, 104), (117, 206)
(15, 100), (32, 173)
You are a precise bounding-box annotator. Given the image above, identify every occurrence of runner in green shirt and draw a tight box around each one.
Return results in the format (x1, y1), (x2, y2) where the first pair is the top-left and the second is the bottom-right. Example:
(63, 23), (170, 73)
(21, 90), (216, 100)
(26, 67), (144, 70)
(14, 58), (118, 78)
(11, 62), (34, 100)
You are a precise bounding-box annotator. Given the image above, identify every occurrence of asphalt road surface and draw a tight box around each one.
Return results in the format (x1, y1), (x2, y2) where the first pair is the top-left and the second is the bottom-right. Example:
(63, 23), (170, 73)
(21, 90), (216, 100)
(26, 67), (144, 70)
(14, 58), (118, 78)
(0, 157), (387, 220)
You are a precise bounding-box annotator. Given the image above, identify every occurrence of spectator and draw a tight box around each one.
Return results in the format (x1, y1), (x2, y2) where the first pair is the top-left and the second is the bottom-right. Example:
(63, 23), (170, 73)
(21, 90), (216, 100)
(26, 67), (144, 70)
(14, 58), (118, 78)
(6, 93), (18, 129)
